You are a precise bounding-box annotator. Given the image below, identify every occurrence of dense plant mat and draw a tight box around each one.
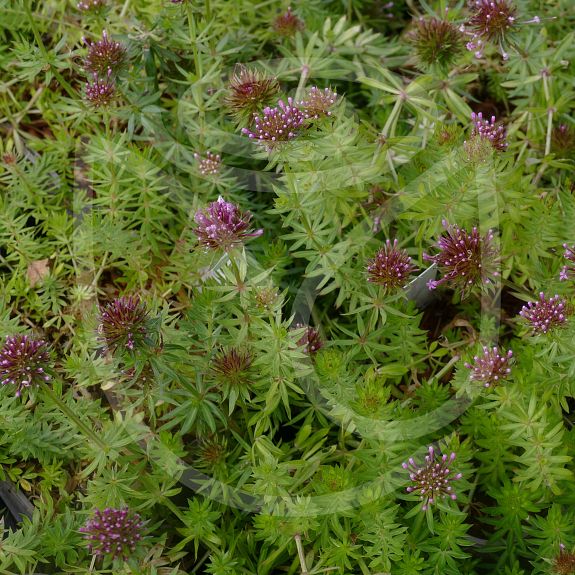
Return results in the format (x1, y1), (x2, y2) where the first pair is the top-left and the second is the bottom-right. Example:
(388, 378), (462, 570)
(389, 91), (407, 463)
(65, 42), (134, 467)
(1, 0), (575, 573)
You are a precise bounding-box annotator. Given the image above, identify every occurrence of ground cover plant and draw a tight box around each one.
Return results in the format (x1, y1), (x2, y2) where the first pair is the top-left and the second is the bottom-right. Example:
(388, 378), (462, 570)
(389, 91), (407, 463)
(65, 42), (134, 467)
(0, 0), (575, 573)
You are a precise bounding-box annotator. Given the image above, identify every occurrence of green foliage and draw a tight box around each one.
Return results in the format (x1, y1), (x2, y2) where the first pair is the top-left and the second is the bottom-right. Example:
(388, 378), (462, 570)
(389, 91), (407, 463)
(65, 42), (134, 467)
(1, 0), (575, 573)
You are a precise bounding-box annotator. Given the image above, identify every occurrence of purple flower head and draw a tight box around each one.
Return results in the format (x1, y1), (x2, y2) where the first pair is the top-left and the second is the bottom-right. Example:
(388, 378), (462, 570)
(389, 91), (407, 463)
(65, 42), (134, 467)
(83, 31), (126, 76)
(99, 296), (150, 353)
(408, 17), (464, 69)
(519, 292), (569, 335)
(298, 87), (338, 119)
(80, 507), (144, 561)
(194, 196), (263, 251)
(193, 151), (221, 176)
(560, 244), (575, 281)
(468, 112), (507, 151)
(367, 239), (415, 292)
(464, 346), (513, 387)
(225, 65), (280, 121)
(468, 0), (517, 42)
(423, 221), (500, 297)
(293, 323), (323, 355)
(85, 70), (116, 108)
(402, 446), (463, 511)
(463, 0), (540, 59)
(273, 7), (304, 37)
(0, 335), (51, 397)
(77, 0), (106, 11)
(241, 98), (305, 149)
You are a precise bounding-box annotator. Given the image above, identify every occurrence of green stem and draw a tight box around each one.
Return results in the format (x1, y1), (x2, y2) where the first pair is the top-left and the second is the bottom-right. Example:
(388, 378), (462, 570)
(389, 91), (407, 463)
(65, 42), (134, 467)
(294, 534), (309, 575)
(545, 108), (553, 157)
(187, 5), (202, 78)
(43, 387), (107, 451)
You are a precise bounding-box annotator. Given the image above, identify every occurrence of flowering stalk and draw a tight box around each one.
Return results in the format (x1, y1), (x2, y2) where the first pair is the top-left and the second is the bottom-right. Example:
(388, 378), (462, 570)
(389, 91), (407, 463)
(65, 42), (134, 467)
(402, 446), (462, 511)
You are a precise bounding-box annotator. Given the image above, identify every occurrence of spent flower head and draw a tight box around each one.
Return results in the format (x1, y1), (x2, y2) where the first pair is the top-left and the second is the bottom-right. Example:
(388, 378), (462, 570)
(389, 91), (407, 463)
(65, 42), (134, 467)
(194, 151), (221, 176)
(293, 323), (323, 355)
(225, 65), (280, 123)
(298, 87), (338, 119)
(85, 70), (116, 108)
(273, 7), (304, 37)
(241, 98), (305, 149)
(560, 244), (575, 281)
(80, 507), (144, 561)
(424, 221), (500, 297)
(212, 348), (253, 386)
(194, 196), (263, 251)
(366, 239), (415, 292)
(554, 545), (575, 575)
(83, 30), (126, 76)
(99, 296), (150, 353)
(408, 17), (463, 69)
(402, 446), (463, 511)
(0, 335), (51, 397)
(464, 346), (513, 387)
(519, 292), (569, 335)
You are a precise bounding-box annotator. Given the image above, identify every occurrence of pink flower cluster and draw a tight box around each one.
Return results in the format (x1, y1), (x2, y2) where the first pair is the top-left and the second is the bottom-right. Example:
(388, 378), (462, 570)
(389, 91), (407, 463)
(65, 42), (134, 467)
(367, 239), (415, 292)
(194, 151), (221, 176)
(194, 196), (263, 251)
(402, 446), (463, 511)
(424, 221), (499, 297)
(465, 346), (513, 387)
(519, 293), (568, 335)
(80, 507), (144, 560)
(241, 88), (338, 149)
(469, 112), (508, 151)
(0, 335), (51, 397)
